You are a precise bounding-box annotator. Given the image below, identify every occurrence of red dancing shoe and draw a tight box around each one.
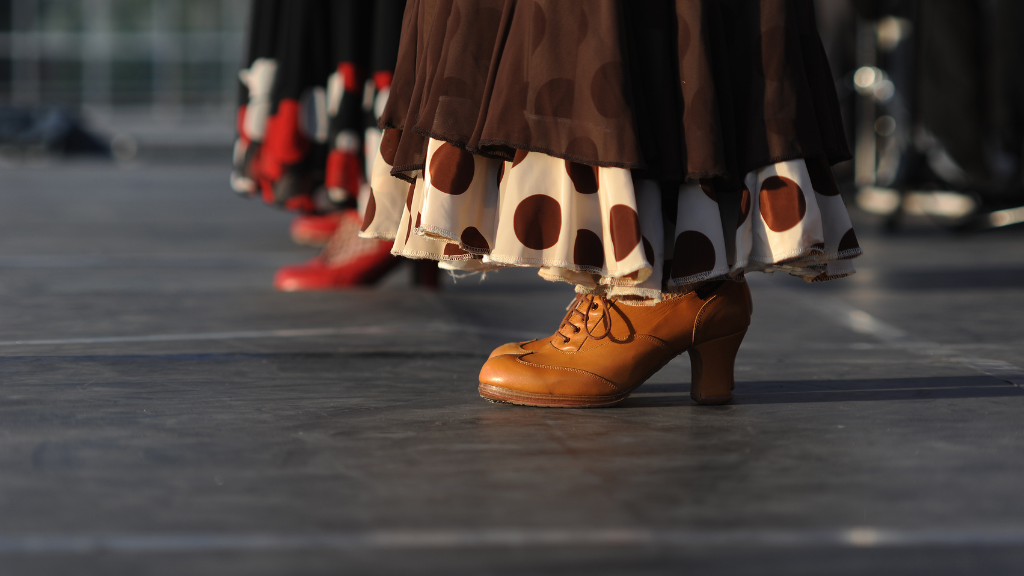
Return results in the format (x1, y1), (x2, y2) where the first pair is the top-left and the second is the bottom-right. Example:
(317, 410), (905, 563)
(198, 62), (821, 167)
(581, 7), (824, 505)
(289, 213), (344, 247)
(274, 210), (399, 291)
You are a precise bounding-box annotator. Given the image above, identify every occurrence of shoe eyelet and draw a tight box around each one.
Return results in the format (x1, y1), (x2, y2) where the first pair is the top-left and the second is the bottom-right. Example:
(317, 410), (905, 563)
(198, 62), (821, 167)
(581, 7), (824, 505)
(591, 303), (598, 310)
(573, 327), (580, 333)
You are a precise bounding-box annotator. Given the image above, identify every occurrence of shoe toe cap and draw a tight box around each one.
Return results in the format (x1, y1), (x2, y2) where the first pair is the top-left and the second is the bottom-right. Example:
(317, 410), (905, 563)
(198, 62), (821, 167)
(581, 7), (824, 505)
(273, 259), (332, 291)
(479, 354), (621, 397)
(487, 340), (536, 360)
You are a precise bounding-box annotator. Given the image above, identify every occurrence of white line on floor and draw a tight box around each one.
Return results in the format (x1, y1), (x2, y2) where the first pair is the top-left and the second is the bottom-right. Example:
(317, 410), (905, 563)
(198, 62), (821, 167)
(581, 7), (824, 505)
(801, 295), (1024, 387)
(2, 526), (1024, 554)
(0, 253), (303, 269)
(0, 323), (543, 348)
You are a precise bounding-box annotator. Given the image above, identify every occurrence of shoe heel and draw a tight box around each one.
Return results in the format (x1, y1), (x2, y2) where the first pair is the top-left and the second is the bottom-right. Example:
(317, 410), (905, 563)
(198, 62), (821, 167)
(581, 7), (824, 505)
(688, 330), (746, 405)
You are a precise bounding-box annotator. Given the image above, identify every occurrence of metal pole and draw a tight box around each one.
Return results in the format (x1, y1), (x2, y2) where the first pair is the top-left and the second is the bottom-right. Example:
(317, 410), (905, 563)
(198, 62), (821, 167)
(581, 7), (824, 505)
(152, 0), (182, 117)
(854, 18), (877, 187)
(81, 0), (112, 114)
(220, 0), (245, 114)
(11, 0), (39, 106)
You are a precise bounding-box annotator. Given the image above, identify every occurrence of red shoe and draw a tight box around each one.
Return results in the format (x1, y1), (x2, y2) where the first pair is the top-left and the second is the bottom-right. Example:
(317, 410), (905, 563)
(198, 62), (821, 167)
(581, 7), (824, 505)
(275, 211), (399, 291)
(289, 212), (344, 247)
(273, 252), (397, 290)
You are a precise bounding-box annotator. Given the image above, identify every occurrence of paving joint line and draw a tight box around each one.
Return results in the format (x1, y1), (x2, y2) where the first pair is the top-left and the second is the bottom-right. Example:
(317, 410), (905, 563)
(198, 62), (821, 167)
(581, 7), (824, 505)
(798, 293), (1024, 387)
(3, 526), (1024, 554)
(0, 323), (543, 348)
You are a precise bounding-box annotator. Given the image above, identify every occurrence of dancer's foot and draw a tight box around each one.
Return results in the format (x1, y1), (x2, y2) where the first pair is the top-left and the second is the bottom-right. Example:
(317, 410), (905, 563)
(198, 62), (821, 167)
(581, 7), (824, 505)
(289, 212), (344, 247)
(274, 210), (398, 291)
(478, 280), (752, 407)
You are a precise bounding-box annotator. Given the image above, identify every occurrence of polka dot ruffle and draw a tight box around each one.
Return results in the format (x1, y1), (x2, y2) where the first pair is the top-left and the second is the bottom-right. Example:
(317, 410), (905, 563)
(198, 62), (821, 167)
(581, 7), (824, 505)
(360, 138), (860, 301)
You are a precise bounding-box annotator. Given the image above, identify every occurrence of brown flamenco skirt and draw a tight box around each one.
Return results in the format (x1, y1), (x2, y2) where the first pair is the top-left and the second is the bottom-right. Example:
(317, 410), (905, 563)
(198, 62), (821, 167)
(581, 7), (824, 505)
(359, 0), (861, 302)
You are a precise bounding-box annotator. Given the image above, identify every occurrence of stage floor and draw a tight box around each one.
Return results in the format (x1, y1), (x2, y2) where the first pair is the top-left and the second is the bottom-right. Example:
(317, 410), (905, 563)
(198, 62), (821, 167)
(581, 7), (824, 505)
(1, 162), (1023, 575)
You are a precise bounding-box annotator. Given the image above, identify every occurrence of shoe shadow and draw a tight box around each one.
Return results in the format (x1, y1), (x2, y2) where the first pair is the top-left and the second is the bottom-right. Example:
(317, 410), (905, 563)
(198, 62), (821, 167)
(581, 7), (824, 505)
(624, 376), (1024, 407)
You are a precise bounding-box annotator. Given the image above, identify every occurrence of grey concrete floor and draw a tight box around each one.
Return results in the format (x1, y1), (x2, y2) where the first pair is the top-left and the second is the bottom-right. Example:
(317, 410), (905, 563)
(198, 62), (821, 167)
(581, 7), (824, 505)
(1, 162), (1024, 575)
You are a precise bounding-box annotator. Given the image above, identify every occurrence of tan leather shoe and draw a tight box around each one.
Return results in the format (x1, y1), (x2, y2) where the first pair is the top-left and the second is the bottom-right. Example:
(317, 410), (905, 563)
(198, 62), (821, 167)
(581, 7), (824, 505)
(487, 340), (541, 360)
(479, 280), (752, 407)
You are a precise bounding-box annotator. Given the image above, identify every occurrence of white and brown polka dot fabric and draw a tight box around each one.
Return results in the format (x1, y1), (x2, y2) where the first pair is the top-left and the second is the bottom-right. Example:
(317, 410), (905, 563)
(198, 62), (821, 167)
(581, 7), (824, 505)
(360, 1), (862, 300)
(361, 138), (860, 302)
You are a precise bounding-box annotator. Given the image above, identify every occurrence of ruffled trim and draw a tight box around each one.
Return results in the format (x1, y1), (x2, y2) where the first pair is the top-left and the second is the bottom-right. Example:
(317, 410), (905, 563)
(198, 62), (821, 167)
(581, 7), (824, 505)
(361, 136), (859, 301)
(364, 138), (656, 285)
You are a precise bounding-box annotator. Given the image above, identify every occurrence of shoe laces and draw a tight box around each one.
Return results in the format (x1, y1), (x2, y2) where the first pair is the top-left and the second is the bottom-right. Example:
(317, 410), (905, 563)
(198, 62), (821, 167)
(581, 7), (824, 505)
(556, 294), (613, 344)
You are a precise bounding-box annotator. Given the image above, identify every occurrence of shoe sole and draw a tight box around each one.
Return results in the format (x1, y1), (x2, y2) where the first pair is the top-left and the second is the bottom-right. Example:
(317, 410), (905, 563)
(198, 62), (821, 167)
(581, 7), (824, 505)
(477, 383), (630, 408)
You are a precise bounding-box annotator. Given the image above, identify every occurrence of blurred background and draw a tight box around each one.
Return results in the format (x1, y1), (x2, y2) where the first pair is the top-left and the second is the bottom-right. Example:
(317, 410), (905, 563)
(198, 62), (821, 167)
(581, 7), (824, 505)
(0, 0), (1022, 233)
(0, 0), (248, 163)
(817, 0), (1024, 232)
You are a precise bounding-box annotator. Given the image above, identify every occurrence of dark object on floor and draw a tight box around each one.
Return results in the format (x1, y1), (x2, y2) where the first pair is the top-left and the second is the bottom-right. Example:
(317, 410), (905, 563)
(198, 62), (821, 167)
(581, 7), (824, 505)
(0, 106), (111, 158)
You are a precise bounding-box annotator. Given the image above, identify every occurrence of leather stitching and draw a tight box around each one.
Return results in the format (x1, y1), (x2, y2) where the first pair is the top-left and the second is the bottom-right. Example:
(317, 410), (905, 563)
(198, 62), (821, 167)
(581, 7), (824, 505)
(547, 334), (670, 355)
(513, 357), (622, 393)
(692, 294), (719, 344)
(635, 334), (673, 350)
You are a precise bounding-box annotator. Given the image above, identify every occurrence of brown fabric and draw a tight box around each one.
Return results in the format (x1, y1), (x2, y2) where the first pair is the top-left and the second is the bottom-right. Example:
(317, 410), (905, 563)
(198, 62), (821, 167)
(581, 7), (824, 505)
(381, 0), (851, 183)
